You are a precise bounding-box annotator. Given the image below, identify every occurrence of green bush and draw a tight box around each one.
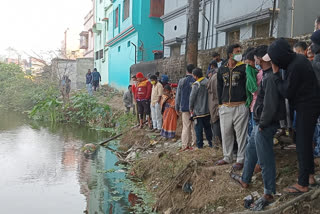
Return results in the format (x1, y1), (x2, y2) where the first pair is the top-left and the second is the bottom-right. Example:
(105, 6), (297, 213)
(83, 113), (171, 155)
(30, 92), (113, 128)
(0, 63), (59, 111)
(65, 93), (111, 125)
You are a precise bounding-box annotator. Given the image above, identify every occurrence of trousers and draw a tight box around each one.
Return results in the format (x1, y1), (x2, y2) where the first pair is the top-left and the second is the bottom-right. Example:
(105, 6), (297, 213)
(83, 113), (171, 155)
(219, 104), (249, 163)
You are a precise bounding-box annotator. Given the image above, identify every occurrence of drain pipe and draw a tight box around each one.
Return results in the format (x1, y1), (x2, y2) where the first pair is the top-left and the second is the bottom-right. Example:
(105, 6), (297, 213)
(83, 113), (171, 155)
(210, 0), (214, 49)
(131, 42), (137, 64)
(201, 0), (206, 50)
(290, 0), (295, 38)
(203, 13), (210, 50)
(215, 0), (220, 48)
(158, 32), (165, 58)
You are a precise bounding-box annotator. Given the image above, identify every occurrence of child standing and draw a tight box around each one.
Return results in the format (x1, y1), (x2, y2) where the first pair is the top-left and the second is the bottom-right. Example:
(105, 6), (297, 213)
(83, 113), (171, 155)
(160, 85), (178, 139)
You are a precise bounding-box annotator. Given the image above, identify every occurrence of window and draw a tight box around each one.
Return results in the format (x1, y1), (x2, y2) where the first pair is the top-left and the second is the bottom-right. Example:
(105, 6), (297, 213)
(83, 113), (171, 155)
(95, 51), (99, 60)
(123, 0), (130, 20)
(99, 49), (104, 59)
(118, 46), (121, 52)
(127, 41), (131, 47)
(150, 0), (164, 17)
(254, 22), (270, 38)
(80, 32), (88, 49)
(115, 8), (119, 28)
(227, 30), (240, 45)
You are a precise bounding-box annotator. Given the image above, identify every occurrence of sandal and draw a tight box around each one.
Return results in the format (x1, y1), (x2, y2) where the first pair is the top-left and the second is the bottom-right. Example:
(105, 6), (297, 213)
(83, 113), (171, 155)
(230, 173), (247, 188)
(250, 196), (273, 211)
(232, 163), (244, 171)
(179, 147), (189, 152)
(215, 159), (229, 166)
(283, 186), (308, 195)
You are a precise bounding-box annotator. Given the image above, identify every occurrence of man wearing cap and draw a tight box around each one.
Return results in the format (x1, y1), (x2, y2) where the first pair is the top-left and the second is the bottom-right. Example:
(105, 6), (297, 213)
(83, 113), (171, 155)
(231, 46), (285, 210)
(135, 72), (152, 129)
(267, 38), (320, 194)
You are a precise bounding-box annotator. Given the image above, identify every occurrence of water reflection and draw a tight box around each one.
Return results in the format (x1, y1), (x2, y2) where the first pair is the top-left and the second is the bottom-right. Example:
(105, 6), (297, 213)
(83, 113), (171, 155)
(0, 110), (130, 214)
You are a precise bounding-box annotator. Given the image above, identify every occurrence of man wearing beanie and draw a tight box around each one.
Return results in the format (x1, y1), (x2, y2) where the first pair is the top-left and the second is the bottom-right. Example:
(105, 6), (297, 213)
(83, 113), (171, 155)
(135, 72), (152, 129)
(267, 38), (320, 194)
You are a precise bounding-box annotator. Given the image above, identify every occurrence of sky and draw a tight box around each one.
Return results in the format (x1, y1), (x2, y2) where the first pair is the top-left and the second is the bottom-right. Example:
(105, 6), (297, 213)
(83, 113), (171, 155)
(0, 0), (92, 58)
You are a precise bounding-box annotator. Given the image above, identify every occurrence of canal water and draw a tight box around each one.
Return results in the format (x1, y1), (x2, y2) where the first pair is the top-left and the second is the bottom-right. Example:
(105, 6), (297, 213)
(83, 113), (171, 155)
(0, 110), (131, 214)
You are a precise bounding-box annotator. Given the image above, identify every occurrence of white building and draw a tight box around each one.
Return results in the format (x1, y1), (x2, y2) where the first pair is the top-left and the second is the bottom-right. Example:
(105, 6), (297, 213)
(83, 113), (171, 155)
(161, 0), (320, 57)
(80, 3), (94, 58)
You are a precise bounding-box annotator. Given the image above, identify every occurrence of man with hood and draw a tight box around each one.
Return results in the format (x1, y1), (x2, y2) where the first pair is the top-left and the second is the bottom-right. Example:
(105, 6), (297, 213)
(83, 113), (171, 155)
(216, 44), (249, 170)
(310, 30), (320, 158)
(267, 38), (320, 194)
(189, 68), (213, 149)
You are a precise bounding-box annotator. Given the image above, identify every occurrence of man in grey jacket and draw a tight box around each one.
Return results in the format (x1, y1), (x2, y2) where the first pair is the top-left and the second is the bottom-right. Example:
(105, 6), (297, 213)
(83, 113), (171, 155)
(123, 85), (135, 114)
(189, 68), (213, 148)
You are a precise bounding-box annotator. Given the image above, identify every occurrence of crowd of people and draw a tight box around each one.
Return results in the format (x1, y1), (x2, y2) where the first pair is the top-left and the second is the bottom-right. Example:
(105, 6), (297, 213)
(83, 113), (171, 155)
(121, 18), (320, 211)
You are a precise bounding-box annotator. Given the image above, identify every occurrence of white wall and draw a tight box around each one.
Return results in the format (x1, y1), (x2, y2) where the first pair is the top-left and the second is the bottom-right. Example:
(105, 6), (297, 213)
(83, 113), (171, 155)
(164, 14), (187, 41)
(163, 0), (214, 56)
(218, 0), (273, 23)
(164, 0), (187, 15)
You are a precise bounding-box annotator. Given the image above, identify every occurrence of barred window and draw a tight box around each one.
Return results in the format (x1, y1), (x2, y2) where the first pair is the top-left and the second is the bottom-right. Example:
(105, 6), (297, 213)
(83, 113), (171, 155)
(123, 0), (130, 20)
(99, 49), (104, 59)
(115, 8), (119, 28)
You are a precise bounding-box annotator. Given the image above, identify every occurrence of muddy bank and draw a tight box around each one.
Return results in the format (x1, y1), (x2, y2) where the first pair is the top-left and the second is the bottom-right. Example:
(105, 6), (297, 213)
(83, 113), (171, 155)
(96, 90), (320, 213)
(112, 118), (320, 213)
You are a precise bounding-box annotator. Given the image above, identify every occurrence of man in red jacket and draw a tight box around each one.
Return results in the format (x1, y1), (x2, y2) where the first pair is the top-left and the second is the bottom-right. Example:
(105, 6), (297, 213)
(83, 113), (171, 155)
(135, 72), (152, 129)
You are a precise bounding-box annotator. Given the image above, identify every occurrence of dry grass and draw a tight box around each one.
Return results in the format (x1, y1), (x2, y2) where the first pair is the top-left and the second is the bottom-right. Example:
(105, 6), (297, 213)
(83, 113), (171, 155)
(118, 123), (320, 213)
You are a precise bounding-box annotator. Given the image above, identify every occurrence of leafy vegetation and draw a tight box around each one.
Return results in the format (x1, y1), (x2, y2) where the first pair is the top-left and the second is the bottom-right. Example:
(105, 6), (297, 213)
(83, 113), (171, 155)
(0, 62), (59, 111)
(30, 92), (114, 128)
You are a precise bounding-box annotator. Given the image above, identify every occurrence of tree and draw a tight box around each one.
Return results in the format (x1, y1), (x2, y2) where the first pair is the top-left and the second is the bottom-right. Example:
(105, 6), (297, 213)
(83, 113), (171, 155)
(186, 0), (200, 66)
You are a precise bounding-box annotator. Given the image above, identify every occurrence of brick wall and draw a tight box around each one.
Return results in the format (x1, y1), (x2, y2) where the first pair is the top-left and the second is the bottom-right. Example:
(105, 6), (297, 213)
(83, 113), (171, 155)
(76, 58), (94, 89)
(51, 58), (94, 90)
(130, 37), (298, 83)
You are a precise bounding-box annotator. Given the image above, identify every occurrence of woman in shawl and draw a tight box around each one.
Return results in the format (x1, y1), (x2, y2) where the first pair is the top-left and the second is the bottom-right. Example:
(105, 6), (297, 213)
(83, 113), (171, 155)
(160, 85), (177, 139)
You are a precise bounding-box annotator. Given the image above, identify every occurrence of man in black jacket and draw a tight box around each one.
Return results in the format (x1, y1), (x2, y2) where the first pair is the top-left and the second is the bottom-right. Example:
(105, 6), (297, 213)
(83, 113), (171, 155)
(267, 38), (320, 194)
(216, 44), (248, 170)
(231, 46), (286, 210)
